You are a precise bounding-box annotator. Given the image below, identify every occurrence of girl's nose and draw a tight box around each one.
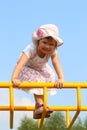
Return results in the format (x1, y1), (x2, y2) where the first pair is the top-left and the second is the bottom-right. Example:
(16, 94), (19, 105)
(45, 46), (49, 50)
(45, 44), (49, 48)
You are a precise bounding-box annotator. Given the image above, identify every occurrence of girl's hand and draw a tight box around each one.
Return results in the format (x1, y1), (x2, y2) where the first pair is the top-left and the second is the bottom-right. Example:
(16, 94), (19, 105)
(12, 78), (21, 87)
(54, 79), (64, 89)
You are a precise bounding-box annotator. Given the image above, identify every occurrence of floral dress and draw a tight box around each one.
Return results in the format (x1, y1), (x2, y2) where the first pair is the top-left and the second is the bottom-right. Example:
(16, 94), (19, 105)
(18, 43), (57, 95)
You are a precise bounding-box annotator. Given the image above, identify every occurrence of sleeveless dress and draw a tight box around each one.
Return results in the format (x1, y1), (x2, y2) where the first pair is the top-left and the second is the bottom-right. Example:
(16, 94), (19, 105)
(18, 43), (57, 95)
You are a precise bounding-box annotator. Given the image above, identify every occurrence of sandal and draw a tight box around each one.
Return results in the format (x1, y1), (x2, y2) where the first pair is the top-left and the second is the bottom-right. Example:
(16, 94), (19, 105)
(34, 103), (43, 115)
(33, 103), (53, 119)
(33, 111), (50, 119)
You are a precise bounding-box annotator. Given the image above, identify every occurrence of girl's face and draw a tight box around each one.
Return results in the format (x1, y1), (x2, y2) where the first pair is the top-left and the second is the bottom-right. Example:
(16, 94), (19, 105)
(37, 37), (57, 57)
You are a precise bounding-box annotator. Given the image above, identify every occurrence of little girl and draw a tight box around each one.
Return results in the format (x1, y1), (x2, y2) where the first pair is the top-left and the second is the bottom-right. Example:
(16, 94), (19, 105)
(11, 24), (64, 119)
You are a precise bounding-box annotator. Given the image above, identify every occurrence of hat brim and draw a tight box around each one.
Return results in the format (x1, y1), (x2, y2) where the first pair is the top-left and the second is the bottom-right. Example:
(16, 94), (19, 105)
(54, 36), (63, 47)
(32, 35), (63, 47)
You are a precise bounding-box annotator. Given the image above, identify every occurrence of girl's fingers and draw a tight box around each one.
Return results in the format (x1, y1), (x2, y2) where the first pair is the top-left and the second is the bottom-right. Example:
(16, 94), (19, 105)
(55, 80), (64, 89)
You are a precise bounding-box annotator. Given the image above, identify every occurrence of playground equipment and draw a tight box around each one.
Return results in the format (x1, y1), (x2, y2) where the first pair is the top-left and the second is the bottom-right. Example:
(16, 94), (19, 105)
(0, 82), (87, 129)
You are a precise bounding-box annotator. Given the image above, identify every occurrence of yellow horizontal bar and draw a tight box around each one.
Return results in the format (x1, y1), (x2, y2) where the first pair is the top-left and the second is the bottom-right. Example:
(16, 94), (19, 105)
(64, 82), (87, 88)
(49, 106), (87, 111)
(0, 106), (35, 111)
(0, 106), (10, 110)
(0, 106), (87, 111)
(0, 82), (87, 129)
(0, 82), (87, 88)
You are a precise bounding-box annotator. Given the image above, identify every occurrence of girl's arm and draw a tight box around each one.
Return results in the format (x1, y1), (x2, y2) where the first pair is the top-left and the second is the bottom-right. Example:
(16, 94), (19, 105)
(11, 53), (29, 86)
(51, 53), (64, 88)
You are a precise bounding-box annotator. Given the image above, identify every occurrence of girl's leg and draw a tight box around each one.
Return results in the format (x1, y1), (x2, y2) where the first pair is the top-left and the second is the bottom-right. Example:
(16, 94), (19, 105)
(33, 94), (45, 119)
(34, 94), (44, 104)
(33, 94), (53, 119)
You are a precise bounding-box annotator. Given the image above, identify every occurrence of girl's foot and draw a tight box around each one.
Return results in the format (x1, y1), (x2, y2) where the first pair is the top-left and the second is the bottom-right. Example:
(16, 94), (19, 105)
(33, 111), (50, 119)
(33, 103), (53, 119)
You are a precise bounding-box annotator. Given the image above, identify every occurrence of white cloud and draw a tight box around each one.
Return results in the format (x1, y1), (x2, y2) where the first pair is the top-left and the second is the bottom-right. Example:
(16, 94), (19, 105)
(0, 89), (35, 130)
(13, 96), (34, 130)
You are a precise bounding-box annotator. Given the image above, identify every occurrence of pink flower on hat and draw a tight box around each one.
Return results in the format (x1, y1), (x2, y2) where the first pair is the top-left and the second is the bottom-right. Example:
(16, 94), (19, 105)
(36, 29), (43, 38)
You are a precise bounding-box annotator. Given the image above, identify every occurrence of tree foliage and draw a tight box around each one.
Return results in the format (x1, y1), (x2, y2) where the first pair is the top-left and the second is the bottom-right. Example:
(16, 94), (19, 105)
(71, 118), (84, 130)
(17, 116), (38, 130)
(17, 112), (87, 130)
(83, 117), (87, 129)
(44, 112), (66, 130)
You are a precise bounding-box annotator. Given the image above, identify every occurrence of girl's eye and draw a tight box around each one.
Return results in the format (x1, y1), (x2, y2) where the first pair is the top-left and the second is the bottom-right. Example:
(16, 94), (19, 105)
(43, 42), (47, 44)
(42, 41), (55, 47)
(49, 44), (54, 46)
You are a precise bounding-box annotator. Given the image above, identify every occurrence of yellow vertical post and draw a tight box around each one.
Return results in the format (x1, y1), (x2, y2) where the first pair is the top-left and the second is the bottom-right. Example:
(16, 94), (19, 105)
(77, 86), (82, 110)
(44, 86), (48, 109)
(38, 86), (47, 128)
(66, 110), (70, 127)
(0, 82), (87, 129)
(10, 85), (14, 129)
(68, 86), (81, 129)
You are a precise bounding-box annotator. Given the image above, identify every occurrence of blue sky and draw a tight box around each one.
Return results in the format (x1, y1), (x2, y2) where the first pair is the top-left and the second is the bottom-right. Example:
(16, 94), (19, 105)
(0, 0), (87, 130)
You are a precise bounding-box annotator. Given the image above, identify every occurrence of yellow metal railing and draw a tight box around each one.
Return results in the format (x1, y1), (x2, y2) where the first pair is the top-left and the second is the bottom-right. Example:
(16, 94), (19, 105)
(0, 82), (87, 129)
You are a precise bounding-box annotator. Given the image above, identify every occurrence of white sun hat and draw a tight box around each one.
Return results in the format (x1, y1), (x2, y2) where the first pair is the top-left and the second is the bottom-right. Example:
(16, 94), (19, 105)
(32, 24), (63, 47)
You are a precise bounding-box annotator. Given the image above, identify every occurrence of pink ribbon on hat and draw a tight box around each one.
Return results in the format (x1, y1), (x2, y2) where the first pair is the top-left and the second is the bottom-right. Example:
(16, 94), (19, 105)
(36, 29), (43, 38)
